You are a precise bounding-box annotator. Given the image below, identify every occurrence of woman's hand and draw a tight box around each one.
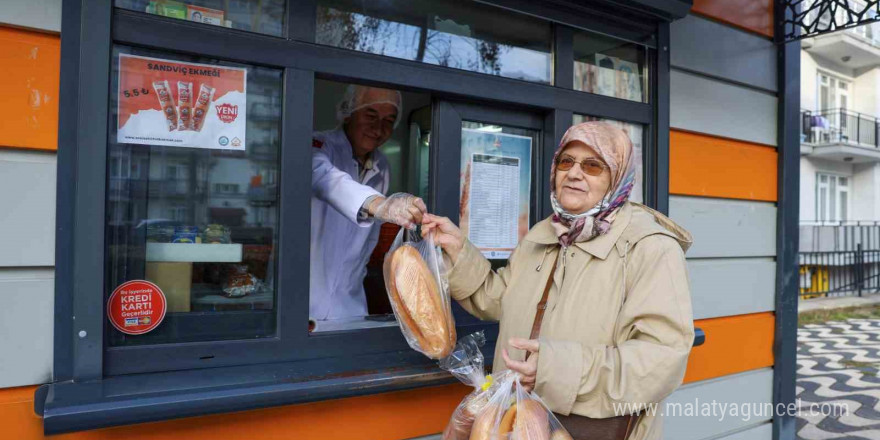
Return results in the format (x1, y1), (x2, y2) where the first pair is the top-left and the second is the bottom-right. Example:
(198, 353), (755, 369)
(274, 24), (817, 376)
(502, 338), (540, 392)
(421, 213), (465, 264)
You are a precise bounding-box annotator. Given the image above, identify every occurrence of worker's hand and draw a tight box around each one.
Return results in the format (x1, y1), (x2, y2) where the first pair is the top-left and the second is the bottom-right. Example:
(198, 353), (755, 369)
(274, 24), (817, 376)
(369, 193), (427, 230)
(421, 214), (465, 264)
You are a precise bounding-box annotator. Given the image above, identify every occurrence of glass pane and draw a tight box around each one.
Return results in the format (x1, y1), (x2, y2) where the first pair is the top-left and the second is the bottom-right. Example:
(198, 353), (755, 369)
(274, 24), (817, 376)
(573, 30), (649, 103)
(310, 79), (432, 332)
(841, 192), (848, 221)
(315, 0), (553, 84)
(819, 187), (827, 221)
(106, 46), (283, 346)
(830, 176), (837, 222)
(572, 114), (644, 204)
(116, 0), (285, 37)
(459, 122), (537, 261)
(820, 174), (828, 183)
(840, 177), (848, 186)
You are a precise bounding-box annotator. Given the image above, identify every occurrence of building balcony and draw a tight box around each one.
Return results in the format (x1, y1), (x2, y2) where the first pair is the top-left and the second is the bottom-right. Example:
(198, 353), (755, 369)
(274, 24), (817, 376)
(803, 19), (880, 69)
(801, 109), (880, 163)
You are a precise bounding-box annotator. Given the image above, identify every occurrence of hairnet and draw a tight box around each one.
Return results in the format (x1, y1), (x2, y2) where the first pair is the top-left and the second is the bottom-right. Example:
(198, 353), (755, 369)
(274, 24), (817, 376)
(336, 84), (403, 129)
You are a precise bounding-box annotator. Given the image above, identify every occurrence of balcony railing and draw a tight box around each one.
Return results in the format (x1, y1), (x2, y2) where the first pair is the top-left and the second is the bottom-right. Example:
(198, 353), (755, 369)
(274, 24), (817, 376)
(802, 108), (880, 147)
(800, 223), (880, 299)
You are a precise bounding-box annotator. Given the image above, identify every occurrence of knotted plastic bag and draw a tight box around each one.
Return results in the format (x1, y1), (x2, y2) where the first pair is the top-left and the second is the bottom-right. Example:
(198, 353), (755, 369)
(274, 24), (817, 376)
(439, 332), (509, 440)
(383, 228), (456, 359)
(465, 373), (573, 440)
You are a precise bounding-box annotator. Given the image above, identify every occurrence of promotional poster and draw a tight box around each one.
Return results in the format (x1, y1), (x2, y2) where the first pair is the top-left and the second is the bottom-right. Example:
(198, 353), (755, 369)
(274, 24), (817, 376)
(117, 54), (247, 150)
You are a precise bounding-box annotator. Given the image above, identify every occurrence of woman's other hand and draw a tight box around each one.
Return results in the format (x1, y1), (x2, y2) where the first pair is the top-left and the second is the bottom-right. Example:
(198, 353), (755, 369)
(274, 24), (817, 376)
(421, 213), (464, 263)
(502, 338), (540, 392)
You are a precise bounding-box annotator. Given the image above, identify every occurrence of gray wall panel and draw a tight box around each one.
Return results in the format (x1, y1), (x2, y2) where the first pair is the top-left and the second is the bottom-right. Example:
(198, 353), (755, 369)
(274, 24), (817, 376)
(0, 268), (54, 387)
(663, 369), (773, 440)
(669, 196), (777, 258)
(713, 422), (773, 440)
(688, 258), (776, 320)
(671, 70), (777, 146)
(671, 15), (777, 92)
(0, 0), (61, 33)
(0, 150), (56, 266)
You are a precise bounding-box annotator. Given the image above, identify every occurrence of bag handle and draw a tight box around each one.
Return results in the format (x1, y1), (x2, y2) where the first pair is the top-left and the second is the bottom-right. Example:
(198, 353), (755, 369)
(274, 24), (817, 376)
(525, 251), (559, 361)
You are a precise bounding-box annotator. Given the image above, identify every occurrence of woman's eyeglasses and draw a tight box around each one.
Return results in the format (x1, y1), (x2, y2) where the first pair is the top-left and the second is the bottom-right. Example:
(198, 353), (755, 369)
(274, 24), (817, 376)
(556, 156), (607, 176)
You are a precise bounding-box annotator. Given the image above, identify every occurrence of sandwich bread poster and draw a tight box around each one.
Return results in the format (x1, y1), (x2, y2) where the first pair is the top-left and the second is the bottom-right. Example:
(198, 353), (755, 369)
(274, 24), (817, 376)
(117, 54), (247, 150)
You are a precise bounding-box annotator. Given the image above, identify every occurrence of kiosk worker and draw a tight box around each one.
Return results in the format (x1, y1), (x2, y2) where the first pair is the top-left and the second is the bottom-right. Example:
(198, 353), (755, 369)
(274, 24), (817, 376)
(422, 121), (695, 440)
(310, 85), (426, 321)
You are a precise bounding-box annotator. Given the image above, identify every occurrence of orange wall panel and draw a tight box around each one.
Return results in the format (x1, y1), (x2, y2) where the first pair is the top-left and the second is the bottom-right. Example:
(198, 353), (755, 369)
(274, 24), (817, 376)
(0, 26), (60, 151)
(0, 383), (470, 440)
(692, 0), (774, 38)
(684, 312), (776, 384)
(670, 130), (778, 202)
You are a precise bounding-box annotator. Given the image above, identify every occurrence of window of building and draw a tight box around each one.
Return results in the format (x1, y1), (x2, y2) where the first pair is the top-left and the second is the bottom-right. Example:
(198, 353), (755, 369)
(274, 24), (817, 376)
(309, 79), (432, 332)
(573, 30), (649, 103)
(315, 0), (553, 84)
(816, 173), (850, 222)
(116, 0), (286, 36)
(105, 46), (283, 352)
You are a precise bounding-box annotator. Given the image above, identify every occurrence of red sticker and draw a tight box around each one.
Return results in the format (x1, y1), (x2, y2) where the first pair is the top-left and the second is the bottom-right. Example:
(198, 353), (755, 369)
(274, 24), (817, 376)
(215, 103), (239, 123)
(107, 280), (167, 335)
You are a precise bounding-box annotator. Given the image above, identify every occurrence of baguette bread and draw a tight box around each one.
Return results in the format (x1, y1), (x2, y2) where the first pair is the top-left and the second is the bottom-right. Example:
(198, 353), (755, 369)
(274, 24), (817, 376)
(469, 403), (502, 440)
(470, 400), (551, 440)
(384, 244), (456, 359)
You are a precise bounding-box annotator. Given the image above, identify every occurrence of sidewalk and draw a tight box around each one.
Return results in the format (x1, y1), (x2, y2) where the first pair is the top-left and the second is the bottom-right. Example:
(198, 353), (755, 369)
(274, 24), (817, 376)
(798, 293), (880, 313)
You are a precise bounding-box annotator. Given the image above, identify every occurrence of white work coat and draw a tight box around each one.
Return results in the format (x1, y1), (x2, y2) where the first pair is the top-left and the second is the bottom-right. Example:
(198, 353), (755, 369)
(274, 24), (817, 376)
(309, 128), (390, 320)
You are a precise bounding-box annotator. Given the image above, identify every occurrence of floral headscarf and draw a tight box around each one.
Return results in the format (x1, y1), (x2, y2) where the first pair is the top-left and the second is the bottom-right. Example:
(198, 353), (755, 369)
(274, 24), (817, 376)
(550, 121), (636, 247)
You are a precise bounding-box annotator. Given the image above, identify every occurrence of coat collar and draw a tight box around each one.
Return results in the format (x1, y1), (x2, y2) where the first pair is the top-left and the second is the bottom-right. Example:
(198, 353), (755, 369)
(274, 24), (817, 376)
(523, 202), (633, 260)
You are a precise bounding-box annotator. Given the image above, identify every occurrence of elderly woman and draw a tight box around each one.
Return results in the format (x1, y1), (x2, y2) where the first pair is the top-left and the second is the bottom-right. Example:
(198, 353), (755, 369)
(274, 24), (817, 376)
(422, 121), (694, 440)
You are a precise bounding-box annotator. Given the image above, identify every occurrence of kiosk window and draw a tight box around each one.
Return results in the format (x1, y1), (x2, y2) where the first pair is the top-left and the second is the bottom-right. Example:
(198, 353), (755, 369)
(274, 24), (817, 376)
(573, 114), (644, 204)
(116, 0), (286, 37)
(309, 79), (431, 332)
(573, 30), (649, 103)
(106, 46), (283, 346)
(316, 0), (553, 84)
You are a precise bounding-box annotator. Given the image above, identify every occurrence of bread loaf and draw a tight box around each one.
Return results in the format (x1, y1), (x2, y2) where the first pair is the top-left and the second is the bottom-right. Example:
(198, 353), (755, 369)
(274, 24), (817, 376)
(469, 400), (551, 440)
(384, 245), (456, 359)
(469, 403), (502, 440)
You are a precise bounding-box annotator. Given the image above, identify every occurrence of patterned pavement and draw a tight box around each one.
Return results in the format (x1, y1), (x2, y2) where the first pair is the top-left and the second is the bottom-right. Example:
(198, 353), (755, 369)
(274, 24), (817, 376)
(797, 319), (880, 439)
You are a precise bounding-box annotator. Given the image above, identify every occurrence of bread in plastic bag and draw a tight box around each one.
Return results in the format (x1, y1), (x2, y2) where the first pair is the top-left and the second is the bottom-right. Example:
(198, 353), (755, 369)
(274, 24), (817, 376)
(439, 332), (506, 440)
(466, 373), (573, 440)
(383, 228), (456, 359)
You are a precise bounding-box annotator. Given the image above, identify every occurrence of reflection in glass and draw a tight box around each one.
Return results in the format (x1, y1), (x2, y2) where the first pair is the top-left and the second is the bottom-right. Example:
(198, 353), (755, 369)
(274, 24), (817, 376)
(316, 0), (553, 84)
(573, 30), (649, 103)
(572, 115), (644, 204)
(106, 47), (283, 346)
(309, 79), (432, 332)
(116, 0), (285, 37)
(459, 122), (537, 261)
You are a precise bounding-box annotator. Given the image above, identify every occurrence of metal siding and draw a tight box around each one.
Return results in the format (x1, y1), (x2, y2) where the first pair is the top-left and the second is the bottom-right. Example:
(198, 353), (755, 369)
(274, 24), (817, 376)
(0, 150), (56, 266)
(670, 196), (777, 258)
(713, 422), (773, 440)
(688, 258), (776, 319)
(671, 15), (777, 92)
(0, 268), (54, 388)
(0, 0), (61, 32)
(671, 70), (777, 146)
(663, 369), (773, 440)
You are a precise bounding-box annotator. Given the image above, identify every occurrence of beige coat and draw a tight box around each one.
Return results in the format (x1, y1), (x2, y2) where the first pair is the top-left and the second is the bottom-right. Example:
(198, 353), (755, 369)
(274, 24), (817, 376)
(447, 202), (695, 440)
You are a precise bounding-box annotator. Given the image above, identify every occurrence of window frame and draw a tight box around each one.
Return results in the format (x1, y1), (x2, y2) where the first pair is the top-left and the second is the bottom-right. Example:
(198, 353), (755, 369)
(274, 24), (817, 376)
(51, 0), (671, 419)
(816, 172), (851, 223)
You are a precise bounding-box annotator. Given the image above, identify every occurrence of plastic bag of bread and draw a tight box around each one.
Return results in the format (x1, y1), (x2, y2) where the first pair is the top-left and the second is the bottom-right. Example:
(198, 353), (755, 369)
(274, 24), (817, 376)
(467, 374), (573, 440)
(439, 332), (506, 440)
(383, 228), (456, 359)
